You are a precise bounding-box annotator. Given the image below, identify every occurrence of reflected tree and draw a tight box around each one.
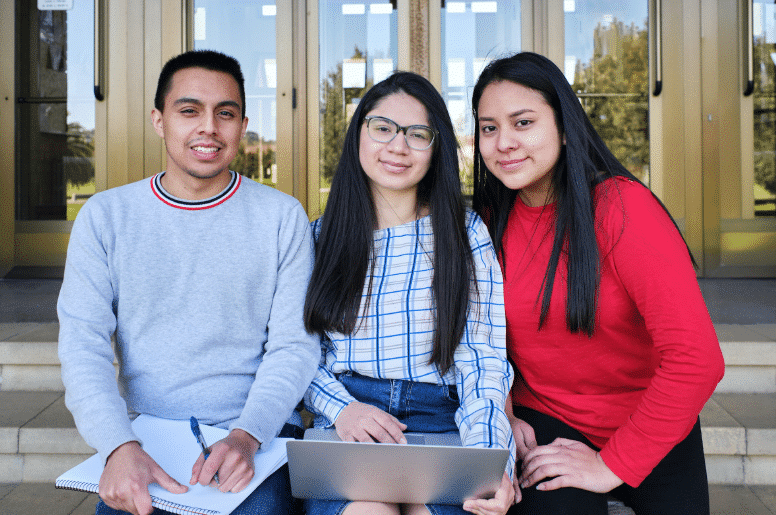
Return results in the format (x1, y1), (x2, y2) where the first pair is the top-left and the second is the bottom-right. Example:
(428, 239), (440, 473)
(572, 18), (649, 182)
(753, 36), (776, 199)
(64, 122), (94, 187)
(320, 47), (371, 181)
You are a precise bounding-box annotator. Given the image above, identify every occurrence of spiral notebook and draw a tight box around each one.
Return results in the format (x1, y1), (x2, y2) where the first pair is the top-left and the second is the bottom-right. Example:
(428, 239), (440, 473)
(55, 415), (290, 515)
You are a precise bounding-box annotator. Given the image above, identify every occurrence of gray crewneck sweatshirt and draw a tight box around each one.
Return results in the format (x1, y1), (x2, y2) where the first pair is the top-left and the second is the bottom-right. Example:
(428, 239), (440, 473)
(58, 172), (320, 462)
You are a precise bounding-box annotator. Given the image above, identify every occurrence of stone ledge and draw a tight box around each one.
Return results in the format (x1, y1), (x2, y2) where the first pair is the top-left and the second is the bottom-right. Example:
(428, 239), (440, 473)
(0, 454), (24, 483)
(19, 428), (94, 455)
(715, 325), (776, 344)
(714, 367), (776, 394)
(22, 453), (95, 483)
(750, 428), (776, 456)
(0, 365), (64, 391)
(0, 341), (59, 365)
(0, 427), (18, 454)
(720, 341), (776, 366)
(702, 426), (746, 455)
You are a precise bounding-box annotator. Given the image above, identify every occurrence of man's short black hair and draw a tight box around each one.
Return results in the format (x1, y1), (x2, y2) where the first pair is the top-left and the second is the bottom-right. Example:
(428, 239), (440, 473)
(155, 50), (246, 118)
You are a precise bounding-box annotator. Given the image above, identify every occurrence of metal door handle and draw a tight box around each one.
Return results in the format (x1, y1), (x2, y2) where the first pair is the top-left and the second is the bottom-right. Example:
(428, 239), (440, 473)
(743, 0), (754, 96)
(94, 0), (105, 101)
(650, 0), (662, 96)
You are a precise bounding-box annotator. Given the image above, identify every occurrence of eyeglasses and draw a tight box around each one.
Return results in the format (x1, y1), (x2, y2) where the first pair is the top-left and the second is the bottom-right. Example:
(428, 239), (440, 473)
(364, 115), (437, 151)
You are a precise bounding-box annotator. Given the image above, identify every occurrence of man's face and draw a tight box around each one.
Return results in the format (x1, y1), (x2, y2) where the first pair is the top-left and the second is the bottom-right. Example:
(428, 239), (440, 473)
(151, 67), (248, 181)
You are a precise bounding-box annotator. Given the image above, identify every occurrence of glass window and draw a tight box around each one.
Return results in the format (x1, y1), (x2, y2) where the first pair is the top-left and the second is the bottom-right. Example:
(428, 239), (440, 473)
(15, 0), (95, 221)
(564, 0), (650, 184)
(317, 1), (398, 213)
(194, 1), (278, 187)
(752, 0), (776, 216)
(442, 0), (521, 196)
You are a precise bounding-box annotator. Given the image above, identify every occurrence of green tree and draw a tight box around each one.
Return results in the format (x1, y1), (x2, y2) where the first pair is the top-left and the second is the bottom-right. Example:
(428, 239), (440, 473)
(572, 19), (649, 182)
(753, 36), (776, 198)
(64, 122), (95, 187)
(261, 147), (276, 177)
(320, 47), (371, 181)
(230, 140), (258, 178)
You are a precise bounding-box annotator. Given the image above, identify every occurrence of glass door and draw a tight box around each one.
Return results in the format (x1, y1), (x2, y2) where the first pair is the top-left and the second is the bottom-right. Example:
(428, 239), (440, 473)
(440, 0), (523, 196)
(309, 0), (399, 218)
(15, 0), (96, 224)
(752, 0), (776, 218)
(563, 0), (650, 185)
(10, 0), (98, 268)
(705, 0), (776, 276)
(193, 1), (282, 190)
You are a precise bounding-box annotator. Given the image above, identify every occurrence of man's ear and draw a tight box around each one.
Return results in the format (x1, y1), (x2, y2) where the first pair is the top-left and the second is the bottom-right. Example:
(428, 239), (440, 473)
(241, 116), (249, 139)
(151, 109), (165, 138)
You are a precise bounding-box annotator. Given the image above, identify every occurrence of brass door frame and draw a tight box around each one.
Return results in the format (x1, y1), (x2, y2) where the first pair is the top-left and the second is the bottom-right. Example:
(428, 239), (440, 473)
(1, 0), (14, 275)
(702, 0), (776, 276)
(1, 0), (300, 269)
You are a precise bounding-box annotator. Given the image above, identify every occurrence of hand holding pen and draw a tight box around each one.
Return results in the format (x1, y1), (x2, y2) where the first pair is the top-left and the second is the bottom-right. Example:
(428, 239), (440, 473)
(190, 417), (219, 485)
(189, 417), (260, 493)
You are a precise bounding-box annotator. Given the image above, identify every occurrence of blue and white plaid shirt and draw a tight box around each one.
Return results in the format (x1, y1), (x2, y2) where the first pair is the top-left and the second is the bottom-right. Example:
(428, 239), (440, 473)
(304, 209), (516, 476)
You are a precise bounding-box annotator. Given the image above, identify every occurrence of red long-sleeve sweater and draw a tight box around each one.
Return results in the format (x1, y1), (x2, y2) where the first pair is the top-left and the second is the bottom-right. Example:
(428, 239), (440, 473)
(503, 176), (725, 487)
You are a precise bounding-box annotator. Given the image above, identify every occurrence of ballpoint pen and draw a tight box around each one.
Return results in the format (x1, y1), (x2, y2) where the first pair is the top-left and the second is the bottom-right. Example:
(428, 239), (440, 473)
(190, 416), (220, 485)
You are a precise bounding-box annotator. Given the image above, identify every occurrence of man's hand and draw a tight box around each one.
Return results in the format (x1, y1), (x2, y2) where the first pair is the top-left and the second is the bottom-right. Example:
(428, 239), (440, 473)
(191, 428), (260, 493)
(99, 441), (187, 515)
(334, 401), (407, 443)
(519, 438), (624, 493)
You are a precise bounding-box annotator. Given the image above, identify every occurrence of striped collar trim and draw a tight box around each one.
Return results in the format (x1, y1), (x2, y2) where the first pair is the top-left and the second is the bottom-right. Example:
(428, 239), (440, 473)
(150, 171), (241, 210)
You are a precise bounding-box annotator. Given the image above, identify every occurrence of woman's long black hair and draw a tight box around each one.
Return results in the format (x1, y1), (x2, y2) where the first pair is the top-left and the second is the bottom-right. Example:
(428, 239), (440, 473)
(304, 71), (472, 375)
(472, 52), (692, 335)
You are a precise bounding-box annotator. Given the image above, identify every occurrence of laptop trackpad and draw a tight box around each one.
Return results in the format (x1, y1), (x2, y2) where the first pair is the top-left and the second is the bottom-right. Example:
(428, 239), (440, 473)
(404, 433), (425, 445)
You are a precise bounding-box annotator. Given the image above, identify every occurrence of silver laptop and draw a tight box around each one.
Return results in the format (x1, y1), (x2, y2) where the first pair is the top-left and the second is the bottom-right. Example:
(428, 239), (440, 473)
(286, 428), (509, 505)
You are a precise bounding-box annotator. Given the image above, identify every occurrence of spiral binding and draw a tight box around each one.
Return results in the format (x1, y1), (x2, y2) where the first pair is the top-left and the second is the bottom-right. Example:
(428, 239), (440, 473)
(55, 479), (221, 515)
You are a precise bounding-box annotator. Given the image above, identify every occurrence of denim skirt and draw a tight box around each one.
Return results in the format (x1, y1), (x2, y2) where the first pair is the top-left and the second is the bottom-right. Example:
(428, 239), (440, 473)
(304, 372), (469, 515)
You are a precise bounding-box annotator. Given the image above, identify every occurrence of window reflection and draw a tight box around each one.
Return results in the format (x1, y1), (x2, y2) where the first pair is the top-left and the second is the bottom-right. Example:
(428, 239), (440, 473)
(318, 1), (398, 213)
(442, 0), (521, 196)
(194, 1), (278, 187)
(15, 1), (95, 221)
(565, 0), (650, 185)
(753, 0), (776, 216)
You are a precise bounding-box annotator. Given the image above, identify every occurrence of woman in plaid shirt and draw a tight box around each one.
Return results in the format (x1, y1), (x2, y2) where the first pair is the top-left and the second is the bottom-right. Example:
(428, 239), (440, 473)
(303, 71), (516, 515)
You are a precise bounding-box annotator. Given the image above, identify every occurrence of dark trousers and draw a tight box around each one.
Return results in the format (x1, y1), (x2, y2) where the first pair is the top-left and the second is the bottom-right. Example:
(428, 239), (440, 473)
(95, 423), (305, 515)
(508, 408), (710, 515)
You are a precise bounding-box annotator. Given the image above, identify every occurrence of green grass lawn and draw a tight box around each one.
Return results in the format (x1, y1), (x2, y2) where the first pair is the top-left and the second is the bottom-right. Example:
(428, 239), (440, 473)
(66, 181), (96, 221)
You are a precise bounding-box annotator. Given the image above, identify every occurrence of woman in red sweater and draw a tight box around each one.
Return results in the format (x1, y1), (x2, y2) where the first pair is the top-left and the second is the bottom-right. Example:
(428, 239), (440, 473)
(471, 52), (725, 515)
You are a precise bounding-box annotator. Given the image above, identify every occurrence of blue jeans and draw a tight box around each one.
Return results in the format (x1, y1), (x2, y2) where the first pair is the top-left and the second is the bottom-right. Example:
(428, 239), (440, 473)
(96, 424), (303, 515)
(305, 372), (467, 515)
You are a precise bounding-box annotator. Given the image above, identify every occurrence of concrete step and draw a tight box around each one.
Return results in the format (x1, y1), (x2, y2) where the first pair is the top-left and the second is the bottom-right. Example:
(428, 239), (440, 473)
(0, 390), (773, 487)
(0, 323), (117, 392)
(0, 392), (94, 483)
(0, 324), (62, 391)
(702, 393), (776, 485)
(715, 325), (776, 394)
(1, 322), (774, 486)
(1, 323), (774, 393)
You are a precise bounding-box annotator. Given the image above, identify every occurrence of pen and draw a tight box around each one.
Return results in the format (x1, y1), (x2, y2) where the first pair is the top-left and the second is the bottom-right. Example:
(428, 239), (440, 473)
(189, 416), (220, 485)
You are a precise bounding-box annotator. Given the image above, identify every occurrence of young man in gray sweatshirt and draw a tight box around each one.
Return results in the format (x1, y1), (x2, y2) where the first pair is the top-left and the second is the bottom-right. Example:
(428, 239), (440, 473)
(57, 50), (319, 515)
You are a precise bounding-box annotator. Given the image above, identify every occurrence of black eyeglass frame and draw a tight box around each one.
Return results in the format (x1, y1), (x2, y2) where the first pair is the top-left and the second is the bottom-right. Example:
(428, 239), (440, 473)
(363, 115), (438, 151)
